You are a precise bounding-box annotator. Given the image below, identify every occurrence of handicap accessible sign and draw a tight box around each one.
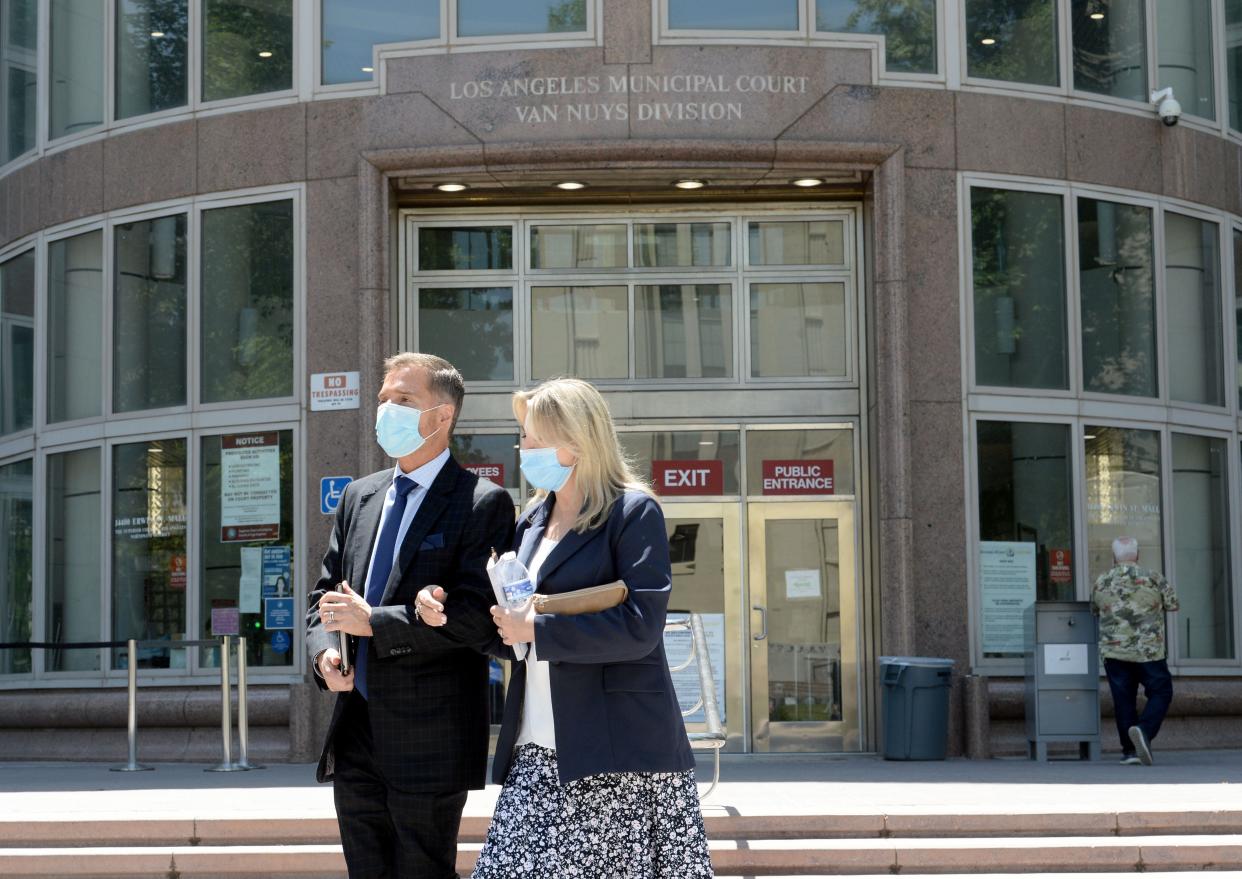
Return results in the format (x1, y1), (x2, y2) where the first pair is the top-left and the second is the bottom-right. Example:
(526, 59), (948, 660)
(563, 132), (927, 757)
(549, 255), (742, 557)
(264, 597), (295, 631)
(320, 476), (352, 515)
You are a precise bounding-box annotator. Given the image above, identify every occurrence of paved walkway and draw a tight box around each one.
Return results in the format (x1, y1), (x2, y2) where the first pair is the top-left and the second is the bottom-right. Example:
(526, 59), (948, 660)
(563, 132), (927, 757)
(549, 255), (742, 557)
(2, 750), (1239, 823)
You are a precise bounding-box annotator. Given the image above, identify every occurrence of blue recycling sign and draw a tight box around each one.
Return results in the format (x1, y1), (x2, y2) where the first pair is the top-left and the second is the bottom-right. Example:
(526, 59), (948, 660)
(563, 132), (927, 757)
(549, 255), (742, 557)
(320, 476), (352, 515)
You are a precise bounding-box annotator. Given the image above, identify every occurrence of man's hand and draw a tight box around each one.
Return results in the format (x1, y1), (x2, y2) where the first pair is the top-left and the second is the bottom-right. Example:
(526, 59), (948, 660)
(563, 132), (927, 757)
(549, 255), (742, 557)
(416, 586), (448, 627)
(318, 648), (354, 692)
(319, 581), (373, 637)
(492, 600), (536, 646)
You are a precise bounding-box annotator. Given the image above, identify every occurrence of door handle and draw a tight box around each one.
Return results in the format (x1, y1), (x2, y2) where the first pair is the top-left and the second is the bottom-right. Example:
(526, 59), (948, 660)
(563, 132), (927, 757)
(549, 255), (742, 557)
(752, 605), (767, 641)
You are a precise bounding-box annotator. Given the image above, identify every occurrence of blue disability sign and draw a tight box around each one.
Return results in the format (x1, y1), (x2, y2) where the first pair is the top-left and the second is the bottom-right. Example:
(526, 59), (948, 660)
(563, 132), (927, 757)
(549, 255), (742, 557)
(320, 476), (352, 514)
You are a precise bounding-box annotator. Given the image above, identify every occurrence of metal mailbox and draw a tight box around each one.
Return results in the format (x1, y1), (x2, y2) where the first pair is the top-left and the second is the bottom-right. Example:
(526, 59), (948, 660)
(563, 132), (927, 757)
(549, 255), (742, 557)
(1024, 601), (1100, 761)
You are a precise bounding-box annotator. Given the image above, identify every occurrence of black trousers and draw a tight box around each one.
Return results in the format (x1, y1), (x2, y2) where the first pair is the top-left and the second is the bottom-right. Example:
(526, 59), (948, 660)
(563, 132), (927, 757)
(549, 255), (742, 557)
(333, 693), (468, 879)
(1104, 657), (1174, 754)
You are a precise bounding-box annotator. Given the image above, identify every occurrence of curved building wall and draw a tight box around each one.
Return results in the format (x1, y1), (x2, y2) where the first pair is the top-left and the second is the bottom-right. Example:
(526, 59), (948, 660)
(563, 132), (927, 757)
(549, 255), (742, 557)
(0, 0), (1240, 759)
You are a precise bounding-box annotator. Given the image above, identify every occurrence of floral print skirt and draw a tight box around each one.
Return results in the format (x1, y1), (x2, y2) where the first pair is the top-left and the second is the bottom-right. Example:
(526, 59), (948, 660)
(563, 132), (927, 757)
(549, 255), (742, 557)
(471, 744), (714, 879)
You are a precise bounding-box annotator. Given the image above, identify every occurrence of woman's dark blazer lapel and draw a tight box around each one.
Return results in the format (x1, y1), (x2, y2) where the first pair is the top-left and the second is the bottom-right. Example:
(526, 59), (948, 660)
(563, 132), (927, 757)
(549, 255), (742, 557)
(516, 491), (604, 590)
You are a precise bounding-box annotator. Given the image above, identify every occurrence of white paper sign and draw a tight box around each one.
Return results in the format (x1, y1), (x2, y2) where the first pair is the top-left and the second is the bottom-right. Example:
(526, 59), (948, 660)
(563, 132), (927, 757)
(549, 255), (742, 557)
(310, 372), (361, 411)
(1044, 643), (1089, 675)
(220, 433), (281, 543)
(239, 546), (263, 613)
(784, 569), (822, 600)
(664, 613), (726, 725)
(980, 541), (1037, 655)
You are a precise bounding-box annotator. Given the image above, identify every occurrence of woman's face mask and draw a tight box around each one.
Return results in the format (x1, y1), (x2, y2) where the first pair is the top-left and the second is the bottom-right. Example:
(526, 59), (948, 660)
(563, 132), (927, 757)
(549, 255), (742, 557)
(374, 401), (443, 459)
(519, 446), (574, 492)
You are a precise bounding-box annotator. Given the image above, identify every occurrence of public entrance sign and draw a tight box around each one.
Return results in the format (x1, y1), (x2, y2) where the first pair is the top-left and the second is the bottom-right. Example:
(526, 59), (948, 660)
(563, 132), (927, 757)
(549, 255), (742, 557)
(464, 463), (505, 487)
(652, 460), (724, 496)
(761, 460), (834, 495)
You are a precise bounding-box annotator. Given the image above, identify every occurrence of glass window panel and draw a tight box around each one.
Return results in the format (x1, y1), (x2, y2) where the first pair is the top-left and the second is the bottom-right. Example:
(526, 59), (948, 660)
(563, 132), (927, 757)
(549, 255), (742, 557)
(419, 226), (513, 271)
(971, 188), (1068, 390)
(1156, 0), (1215, 121)
(458, 0), (586, 36)
(200, 430), (294, 668)
(48, 231), (104, 424)
(635, 284), (733, 379)
(620, 429), (742, 496)
(669, 0), (799, 30)
(1174, 434), (1232, 659)
(966, 0), (1059, 86)
(1165, 212), (1223, 407)
(115, 0), (188, 120)
(418, 287), (514, 382)
(112, 438), (188, 670)
(634, 222), (731, 268)
(1085, 426), (1162, 585)
(201, 200), (294, 403)
(530, 224), (627, 269)
(46, 448), (102, 672)
(320, 0), (439, 85)
(1078, 199), (1156, 397)
(531, 285), (628, 379)
(1228, 0), (1242, 131)
(750, 282), (848, 378)
(113, 214), (188, 413)
(1, 0), (38, 164)
(1234, 229), (1242, 408)
(0, 458), (32, 675)
(1071, 0), (1148, 102)
(203, 0), (293, 102)
(746, 428), (854, 495)
(748, 221), (845, 266)
(816, 0), (938, 74)
(0, 249), (33, 435)
(977, 422), (1074, 659)
(450, 432), (521, 501)
(50, 0), (104, 139)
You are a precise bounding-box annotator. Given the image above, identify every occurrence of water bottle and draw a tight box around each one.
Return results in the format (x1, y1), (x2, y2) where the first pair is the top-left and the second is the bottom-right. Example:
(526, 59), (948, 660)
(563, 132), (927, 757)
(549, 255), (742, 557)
(487, 551), (535, 609)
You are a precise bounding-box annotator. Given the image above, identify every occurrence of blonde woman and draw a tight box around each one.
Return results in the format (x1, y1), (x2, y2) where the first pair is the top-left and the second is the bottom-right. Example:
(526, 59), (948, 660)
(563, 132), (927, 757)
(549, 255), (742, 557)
(417, 377), (713, 878)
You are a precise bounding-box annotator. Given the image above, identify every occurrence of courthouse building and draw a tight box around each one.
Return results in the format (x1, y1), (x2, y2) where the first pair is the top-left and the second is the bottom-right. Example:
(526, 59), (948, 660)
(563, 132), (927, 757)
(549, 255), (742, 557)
(1, 0), (1241, 761)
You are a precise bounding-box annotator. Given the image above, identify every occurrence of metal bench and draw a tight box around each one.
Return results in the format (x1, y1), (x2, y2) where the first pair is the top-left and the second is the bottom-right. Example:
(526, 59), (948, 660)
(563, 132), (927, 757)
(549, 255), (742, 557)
(665, 613), (727, 799)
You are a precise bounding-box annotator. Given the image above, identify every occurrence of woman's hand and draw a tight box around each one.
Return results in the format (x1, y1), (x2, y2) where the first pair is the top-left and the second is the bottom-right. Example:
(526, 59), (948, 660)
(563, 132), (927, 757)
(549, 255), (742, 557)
(415, 586), (448, 627)
(492, 600), (536, 646)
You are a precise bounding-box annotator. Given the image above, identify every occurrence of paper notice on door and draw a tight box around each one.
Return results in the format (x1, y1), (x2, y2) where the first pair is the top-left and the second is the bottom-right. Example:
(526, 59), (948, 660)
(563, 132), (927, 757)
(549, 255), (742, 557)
(785, 569), (822, 600)
(239, 546), (262, 613)
(1044, 643), (1088, 675)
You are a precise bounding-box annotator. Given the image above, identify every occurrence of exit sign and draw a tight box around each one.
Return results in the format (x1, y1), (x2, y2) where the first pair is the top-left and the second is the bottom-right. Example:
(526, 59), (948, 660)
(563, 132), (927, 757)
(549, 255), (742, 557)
(652, 460), (724, 496)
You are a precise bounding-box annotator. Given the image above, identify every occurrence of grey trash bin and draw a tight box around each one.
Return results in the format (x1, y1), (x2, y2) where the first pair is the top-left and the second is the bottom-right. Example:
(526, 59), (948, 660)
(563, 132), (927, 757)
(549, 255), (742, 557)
(880, 656), (954, 760)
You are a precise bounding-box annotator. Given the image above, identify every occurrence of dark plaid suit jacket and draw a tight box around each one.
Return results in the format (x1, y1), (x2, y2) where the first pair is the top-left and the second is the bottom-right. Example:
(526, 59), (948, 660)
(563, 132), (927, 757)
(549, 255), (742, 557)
(305, 455), (515, 793)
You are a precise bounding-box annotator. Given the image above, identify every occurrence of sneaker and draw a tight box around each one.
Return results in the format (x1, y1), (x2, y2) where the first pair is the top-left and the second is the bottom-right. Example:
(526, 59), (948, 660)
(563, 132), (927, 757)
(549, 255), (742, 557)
(1119, 754), (1141, 765)
(1128, 726), (1154, 765)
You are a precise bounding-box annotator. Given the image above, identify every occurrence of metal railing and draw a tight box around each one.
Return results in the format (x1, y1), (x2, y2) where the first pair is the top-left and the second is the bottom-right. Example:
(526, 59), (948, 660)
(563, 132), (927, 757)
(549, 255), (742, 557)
(665, 613), (727, 799)
(0, 636), (260, 773)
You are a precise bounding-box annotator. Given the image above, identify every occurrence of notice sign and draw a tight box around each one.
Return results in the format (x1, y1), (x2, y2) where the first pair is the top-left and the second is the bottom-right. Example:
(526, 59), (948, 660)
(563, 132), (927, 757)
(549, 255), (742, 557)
(211, 606), (240, 637)
(309, 372), (360, 411)
(652, 460), (724, 496)
(762, 460), (834, 495)
(1048, 548), (1072, 584)
(980, 541), (1037, 655)
(221, 433), (281, 543)
(464, 463), (505, 487)
(169, 555), (187, 591)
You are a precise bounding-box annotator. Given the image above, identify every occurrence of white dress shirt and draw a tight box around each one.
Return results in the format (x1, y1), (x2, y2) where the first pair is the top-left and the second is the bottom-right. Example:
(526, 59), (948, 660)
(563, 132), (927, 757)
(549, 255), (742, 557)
(362, 447), (451, 598)
(516, 536), (559, 750)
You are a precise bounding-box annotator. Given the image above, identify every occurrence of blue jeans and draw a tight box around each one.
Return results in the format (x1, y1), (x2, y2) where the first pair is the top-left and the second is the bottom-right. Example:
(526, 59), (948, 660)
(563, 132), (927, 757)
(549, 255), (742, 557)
(1104, 657), (1173, 754)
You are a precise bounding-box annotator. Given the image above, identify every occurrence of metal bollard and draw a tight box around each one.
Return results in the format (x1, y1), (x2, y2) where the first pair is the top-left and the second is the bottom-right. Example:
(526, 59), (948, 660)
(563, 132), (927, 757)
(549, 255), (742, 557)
(235, 636), (263, 770)
(206, 635), (246, 772)
(110, 639), (153, 772)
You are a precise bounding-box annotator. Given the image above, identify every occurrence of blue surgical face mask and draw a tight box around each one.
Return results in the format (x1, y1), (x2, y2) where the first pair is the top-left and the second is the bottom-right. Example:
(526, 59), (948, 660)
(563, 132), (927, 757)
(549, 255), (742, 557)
(375, 401), (443, 459)
(519, 446), (574, 492)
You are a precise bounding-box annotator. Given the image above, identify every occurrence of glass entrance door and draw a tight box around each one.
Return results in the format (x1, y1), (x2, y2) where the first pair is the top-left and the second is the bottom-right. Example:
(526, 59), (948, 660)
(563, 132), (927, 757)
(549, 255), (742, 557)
(661, 502), (745, 752)
(748, 502), (859, 752)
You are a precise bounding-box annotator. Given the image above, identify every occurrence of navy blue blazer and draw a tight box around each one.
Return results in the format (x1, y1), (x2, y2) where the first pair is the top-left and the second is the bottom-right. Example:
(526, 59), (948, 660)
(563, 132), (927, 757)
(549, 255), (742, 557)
(490, 489), (696, 785)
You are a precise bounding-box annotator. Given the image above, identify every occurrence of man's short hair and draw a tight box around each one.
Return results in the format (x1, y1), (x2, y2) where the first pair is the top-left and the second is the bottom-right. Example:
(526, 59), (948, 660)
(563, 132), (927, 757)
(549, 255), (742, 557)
(1112, 536), (1139, 563)
(383, 352), (465, 433)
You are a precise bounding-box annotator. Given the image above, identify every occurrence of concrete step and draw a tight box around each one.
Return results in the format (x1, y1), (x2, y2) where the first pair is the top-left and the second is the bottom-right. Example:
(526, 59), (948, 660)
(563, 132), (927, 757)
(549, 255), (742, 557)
(3, 835), (1242, 877)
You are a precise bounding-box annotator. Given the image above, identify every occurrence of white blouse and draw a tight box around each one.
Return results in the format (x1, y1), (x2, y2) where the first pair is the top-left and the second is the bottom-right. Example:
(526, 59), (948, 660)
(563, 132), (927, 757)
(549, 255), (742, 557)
(516, 536), (559, 750)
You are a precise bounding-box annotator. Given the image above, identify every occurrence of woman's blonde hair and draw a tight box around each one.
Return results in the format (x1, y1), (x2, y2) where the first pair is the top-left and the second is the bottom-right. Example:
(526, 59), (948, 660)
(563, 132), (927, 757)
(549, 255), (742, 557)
(514, 378), (654, 532)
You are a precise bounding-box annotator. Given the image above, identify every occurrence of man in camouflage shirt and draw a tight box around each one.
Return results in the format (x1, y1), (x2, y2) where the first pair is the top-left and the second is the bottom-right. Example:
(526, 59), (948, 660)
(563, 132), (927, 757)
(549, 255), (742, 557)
(1091, 537), (1178, 766)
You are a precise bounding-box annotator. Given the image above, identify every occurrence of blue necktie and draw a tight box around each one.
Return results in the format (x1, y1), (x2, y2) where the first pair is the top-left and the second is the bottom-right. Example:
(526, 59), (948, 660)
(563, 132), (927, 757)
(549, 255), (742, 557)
(355, 476), (417, 699)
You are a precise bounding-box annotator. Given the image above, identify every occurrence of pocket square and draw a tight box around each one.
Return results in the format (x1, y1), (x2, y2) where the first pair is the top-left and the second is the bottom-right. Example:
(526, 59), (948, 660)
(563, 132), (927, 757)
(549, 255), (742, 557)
(419, 533), (445, 551)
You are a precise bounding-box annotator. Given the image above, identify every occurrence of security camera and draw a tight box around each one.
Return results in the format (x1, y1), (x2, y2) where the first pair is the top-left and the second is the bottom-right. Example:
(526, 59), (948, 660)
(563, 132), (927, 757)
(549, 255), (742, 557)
(1150, 87), (1181, 126)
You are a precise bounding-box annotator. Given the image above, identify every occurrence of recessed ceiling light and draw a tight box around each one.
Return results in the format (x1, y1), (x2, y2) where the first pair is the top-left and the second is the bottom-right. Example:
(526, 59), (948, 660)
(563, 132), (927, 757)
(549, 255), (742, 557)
(1084, 434), (1097, 440)
(698, 441), (714, 446)
(556, 181), (587, 190)
(150, 30), (165, 37)
(361, 66), (374, 73)
(435, 183), (468, 192)
(674, 179), (706, 190)
(258, 50), (273, 58)
(1090, 11), (1105, 19)
(980, 37), (996, 45)
(792, 177), (825, 188)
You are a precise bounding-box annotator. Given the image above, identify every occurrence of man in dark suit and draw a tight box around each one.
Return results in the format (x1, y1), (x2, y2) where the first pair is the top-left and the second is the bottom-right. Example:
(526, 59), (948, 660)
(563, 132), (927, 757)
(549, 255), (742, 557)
(306, 352), (514, 878)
